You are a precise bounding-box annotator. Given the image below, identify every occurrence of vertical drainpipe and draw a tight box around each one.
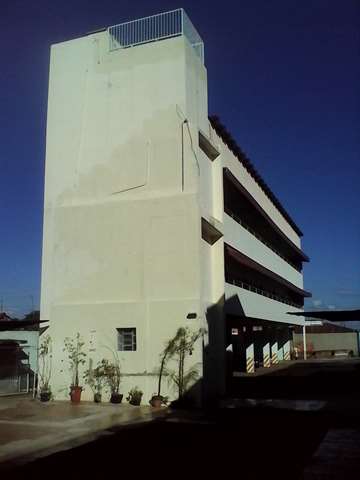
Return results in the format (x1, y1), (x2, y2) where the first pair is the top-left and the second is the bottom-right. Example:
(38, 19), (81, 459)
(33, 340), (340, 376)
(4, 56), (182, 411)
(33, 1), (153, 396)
(181, 120), (188, 192)
(303, 323), (307, 360)
(181, 121), (184, 191)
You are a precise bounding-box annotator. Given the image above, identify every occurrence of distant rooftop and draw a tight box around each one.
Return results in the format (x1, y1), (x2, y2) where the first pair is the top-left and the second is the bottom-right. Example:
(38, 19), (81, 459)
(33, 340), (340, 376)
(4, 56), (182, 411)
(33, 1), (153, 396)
(108, 9), (204, 63)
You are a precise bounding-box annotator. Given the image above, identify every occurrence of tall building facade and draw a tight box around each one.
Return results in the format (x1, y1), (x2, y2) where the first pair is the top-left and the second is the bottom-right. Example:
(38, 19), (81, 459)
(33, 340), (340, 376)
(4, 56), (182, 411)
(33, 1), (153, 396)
(41, 9), (310, 403)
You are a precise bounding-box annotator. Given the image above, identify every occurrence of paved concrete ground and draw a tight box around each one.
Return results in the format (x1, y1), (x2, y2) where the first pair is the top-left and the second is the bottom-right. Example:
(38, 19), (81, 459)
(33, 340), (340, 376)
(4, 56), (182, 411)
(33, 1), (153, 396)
(0, 396), (164, 468)
(231, 358), (360, 479)
(1, 359), (360, 479)
(304, 429), (360, 479)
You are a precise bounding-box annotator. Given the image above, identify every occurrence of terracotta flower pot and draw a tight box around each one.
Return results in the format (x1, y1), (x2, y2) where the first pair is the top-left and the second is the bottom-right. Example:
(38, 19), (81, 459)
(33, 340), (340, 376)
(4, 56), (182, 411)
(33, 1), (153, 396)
(150, 395), (163, 408)
(70, 386), (83, 403)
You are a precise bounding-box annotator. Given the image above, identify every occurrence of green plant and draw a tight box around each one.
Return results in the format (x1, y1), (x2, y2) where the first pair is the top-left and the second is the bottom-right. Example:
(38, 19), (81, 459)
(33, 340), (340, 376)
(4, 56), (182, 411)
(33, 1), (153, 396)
(126, 386), (143, 405)
(101, 357), (121, 394)
(83, 361), (106, 396)
(63, 333), (87, 387)
(38, 334), (52, 394)
(155, 335), (179, 398)
(166, 327), (204, 398)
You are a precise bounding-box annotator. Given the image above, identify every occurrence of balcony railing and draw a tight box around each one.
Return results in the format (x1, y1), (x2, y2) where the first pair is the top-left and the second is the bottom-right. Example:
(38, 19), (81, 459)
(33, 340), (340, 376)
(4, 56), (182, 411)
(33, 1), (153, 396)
(227, 278), (303, 309)
(108, 9), (204, 63)
(224, 207), (302, 272)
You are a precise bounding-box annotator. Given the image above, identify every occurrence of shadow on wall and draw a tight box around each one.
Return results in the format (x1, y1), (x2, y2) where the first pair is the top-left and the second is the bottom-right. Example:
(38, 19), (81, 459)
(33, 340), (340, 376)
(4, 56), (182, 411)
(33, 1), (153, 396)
(171, 294), (246, 408)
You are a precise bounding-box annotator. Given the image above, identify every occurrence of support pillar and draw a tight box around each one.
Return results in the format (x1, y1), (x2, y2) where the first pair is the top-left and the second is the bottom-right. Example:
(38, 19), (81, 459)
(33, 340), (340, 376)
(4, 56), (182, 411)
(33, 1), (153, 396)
(246, 344), (255, 373)
(263, 343), (271, 367)
(303, 324), (307, 360)
(283, 340), (291, 361)
(271, 342), (279, 365)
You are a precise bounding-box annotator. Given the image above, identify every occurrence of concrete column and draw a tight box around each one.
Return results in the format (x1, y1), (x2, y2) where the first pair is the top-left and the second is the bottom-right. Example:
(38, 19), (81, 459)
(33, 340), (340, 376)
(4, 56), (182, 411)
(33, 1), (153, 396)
(263, 343), (271, 367)
(283, 340), (291, 361)
(303, 324), (307, 360)
(246, 344), (255, 373)
(271, 342), (279, 365)
(277, 345), (284, 361)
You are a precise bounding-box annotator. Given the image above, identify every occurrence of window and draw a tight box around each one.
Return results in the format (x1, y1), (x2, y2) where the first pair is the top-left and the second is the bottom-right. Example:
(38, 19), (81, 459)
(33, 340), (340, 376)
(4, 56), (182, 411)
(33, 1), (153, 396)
(117, 328), (137, 351)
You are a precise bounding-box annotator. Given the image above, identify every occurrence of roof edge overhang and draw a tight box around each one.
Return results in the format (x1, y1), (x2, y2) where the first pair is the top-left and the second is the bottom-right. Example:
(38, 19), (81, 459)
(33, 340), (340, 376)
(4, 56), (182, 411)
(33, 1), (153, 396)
(223, 168), (309, 262)
(226, 314), (304, 328)
(210, 115), (304, 237)
(287, 310), (360, 322)
(0, 320), (49, 332)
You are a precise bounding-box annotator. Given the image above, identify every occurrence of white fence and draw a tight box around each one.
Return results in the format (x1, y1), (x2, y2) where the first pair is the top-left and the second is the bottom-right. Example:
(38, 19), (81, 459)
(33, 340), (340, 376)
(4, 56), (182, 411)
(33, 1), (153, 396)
(108, 9), (204, 63)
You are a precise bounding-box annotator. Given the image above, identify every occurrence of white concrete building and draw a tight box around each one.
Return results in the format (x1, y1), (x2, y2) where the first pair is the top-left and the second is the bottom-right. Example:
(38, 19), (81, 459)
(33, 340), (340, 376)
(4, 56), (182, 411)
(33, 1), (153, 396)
(41, 9), (310, 404)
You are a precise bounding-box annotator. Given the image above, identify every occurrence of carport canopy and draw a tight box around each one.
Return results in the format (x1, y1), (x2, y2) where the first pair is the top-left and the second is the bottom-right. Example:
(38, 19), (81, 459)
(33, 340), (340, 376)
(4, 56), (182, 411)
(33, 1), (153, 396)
(287, 309), (360, 322)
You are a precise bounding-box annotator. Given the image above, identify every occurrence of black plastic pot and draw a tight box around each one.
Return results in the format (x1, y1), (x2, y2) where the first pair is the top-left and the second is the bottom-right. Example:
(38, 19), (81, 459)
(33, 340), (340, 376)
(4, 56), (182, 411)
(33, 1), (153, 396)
(94, 393), (102, 403)
(110, 393), (123, 404)
(129, 394), (143, 406)
(40, 391), (51, 402)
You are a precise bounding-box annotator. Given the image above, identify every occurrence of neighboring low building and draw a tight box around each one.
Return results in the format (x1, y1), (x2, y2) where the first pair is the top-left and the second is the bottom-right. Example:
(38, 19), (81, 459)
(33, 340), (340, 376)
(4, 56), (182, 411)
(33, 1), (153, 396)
(41, 9), (310, 404)
(0, 313), (39, 395)
(293, 322), (359, 358)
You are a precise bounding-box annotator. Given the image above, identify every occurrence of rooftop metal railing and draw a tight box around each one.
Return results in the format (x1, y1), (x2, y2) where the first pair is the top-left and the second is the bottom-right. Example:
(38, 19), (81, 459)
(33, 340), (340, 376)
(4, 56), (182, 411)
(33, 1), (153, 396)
(108, 9), (204, 63)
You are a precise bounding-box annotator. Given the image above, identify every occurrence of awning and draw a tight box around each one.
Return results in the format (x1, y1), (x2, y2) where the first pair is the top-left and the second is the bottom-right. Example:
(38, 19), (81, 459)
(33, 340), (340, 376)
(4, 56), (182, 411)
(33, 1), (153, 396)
(288, 310), (360, 322)
(225, 243), (311, 298)
(0, 320), (49, 332)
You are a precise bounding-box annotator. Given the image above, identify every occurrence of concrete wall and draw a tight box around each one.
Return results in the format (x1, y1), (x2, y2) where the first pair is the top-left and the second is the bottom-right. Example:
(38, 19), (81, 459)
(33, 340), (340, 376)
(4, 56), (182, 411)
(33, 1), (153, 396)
(293, 332), (359, 355)
(41, 14), (308, 401)
(41, 30), (223, 404)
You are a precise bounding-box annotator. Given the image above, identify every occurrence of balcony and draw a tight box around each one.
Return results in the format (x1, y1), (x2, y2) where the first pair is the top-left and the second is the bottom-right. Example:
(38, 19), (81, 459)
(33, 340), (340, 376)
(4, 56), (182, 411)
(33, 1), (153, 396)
(224, 243), (311, 309)
(223, 169), (309, 269)
(224, 212), (303, 288)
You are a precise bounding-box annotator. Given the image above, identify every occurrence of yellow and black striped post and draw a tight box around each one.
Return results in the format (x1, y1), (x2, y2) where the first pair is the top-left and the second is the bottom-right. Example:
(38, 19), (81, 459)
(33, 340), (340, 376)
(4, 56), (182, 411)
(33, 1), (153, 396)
(263, 342), (271, 368)
(271, 342), (279, 365)
(246, 344), (255, 373)
(283, 340), (291, 360)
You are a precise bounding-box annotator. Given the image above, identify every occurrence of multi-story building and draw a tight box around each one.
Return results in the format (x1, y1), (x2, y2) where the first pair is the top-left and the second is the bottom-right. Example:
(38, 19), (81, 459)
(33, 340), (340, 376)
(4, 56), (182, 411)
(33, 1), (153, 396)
(41, 9), (310, 404)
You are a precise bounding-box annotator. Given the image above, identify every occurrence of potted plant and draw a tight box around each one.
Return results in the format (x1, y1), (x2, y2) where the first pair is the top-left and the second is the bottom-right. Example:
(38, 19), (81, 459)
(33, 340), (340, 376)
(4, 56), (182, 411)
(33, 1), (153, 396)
(63, 333), (87, 403)
(126, 387), (143, 406)
(84, 361), (106, 403)
(166, 327), (204, 399)
(38, 334), (52, 402)
(150, 334), (178, 407)
(102, 355), (122, 403)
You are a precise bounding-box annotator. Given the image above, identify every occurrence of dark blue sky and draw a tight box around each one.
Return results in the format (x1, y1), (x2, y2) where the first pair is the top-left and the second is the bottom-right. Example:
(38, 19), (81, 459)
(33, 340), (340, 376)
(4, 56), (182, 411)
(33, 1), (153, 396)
(1, 0), (359, 316)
